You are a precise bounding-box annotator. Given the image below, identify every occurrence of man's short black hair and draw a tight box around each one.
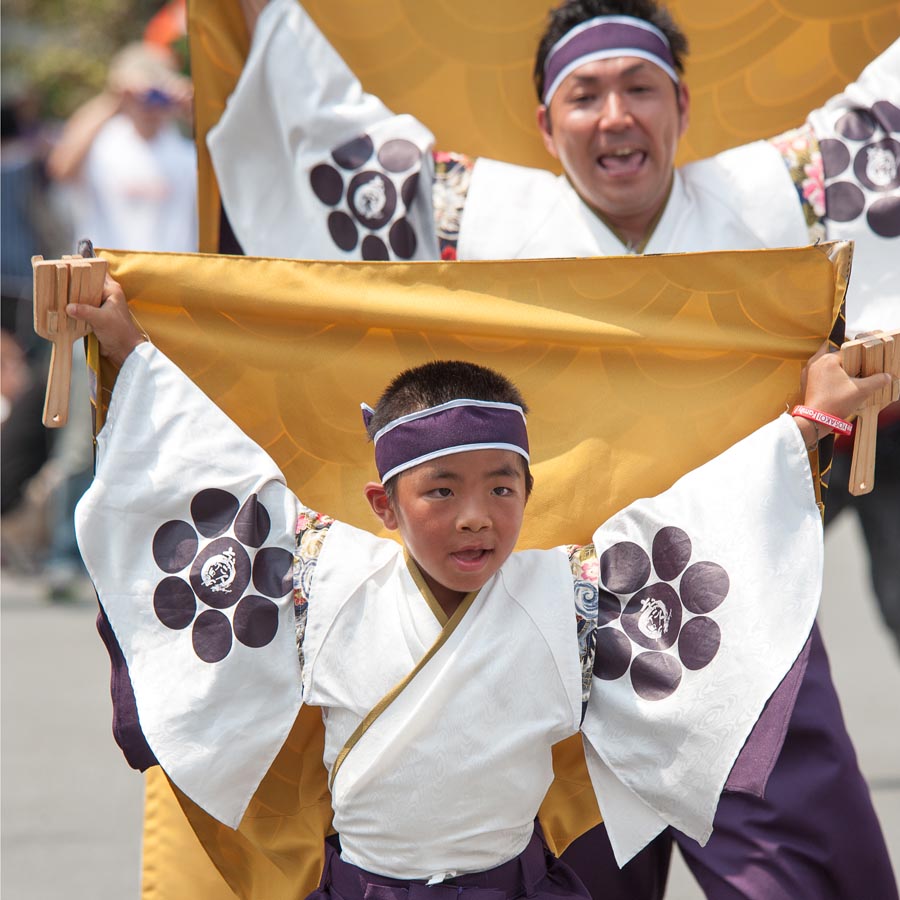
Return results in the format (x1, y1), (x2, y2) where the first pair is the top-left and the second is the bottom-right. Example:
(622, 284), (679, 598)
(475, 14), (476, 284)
(367, 360), (534, 497)
(533, 0), (689, 101)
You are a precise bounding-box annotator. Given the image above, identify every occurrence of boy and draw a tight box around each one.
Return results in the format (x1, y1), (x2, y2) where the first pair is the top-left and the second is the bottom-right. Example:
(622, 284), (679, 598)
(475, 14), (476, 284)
(71, 276), (891, 898)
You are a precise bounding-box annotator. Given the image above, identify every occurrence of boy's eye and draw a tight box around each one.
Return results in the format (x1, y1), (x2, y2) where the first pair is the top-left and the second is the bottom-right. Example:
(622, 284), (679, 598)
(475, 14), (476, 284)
(428, 487), (453, 498)
(492, 486), (513, 497)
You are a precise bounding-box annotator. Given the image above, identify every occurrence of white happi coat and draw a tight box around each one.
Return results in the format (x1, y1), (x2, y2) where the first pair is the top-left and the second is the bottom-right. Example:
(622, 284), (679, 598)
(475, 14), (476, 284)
(209, 0), (900, 335)
(76, 344), (823, 875)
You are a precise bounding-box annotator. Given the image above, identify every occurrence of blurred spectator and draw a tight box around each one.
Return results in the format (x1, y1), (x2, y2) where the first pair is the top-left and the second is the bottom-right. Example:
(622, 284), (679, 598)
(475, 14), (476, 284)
(0, 328), (29, 424)
(7, 42), (199, 599)
(0, 325), (47, 527)
(1, 88), (62, 342)
(1, 91), (58, 572)
(47, 41), (197, 252)
(1, 326), (52, 572)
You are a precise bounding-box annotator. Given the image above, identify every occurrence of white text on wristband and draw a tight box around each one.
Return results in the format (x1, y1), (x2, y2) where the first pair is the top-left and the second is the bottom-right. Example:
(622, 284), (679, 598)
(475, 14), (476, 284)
(790, 405), (854, 437)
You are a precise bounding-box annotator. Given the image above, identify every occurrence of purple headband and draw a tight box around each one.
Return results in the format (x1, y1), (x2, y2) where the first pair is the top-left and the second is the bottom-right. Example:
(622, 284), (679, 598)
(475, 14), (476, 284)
(542, 15), (679, 106)
(361, 399), (530, 483)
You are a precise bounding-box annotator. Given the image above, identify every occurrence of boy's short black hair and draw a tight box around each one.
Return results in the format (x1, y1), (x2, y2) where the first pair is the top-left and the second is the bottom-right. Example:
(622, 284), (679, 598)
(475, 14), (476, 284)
(533, 0), (689, 101)
(367, 360), (534, 498)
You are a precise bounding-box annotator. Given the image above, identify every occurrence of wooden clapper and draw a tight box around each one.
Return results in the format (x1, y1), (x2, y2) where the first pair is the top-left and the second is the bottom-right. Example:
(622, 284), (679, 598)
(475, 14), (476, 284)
(840, 328), (900, 496)
(31, 253), (106, 428)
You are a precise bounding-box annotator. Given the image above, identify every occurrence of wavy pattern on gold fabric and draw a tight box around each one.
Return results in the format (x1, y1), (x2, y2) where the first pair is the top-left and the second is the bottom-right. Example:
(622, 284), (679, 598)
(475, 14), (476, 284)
(190, 0), (897, 251)
(94, 244), (848, 897)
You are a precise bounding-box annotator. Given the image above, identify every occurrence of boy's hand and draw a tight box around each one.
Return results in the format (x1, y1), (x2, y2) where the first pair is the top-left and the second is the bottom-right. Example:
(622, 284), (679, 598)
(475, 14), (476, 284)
(66, 274), (147, 368)
(795, 341), (893, 440)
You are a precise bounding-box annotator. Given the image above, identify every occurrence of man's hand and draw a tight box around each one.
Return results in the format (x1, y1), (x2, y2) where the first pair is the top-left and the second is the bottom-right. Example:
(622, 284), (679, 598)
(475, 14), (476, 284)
(792, 341), (894, 447)
(801, 342), (892, 420)
(66, 274), (147, 368)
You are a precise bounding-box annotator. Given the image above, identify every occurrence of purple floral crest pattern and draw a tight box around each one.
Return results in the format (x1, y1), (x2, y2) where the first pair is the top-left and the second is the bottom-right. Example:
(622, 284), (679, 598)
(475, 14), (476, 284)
(589, 526), (730, 701)
(310, 132), (423, 260)
(151, 489), (293, 664)
(819, 101), (900, 238)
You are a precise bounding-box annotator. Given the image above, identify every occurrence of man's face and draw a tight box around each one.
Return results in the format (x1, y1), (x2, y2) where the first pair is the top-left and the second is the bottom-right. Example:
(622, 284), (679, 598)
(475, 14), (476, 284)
(122, 88), (176, 139)
(537, 57), (689, 231)
(370, 448), (527, 611)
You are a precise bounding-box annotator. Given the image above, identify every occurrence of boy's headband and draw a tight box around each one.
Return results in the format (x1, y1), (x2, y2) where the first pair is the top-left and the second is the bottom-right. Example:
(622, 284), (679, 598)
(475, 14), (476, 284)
(542, 15), (679, 106)
(362, 398), (530, 483)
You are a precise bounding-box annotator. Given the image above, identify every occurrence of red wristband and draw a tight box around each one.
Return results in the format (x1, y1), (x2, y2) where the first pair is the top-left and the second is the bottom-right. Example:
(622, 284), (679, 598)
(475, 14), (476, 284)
(790, 405), (854, 436)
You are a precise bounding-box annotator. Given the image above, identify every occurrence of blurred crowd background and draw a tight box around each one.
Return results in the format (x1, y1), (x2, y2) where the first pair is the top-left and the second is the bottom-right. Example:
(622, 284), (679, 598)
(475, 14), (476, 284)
(1, 0), (196, 598)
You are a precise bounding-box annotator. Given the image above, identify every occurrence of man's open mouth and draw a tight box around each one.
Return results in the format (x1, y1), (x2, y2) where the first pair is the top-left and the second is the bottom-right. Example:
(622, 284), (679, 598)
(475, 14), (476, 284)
(598, 148), (646, 174)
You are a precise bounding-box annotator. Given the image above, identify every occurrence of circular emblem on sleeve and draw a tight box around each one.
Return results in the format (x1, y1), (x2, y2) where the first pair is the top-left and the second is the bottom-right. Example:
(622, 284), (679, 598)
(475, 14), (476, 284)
(821, 102), (900, 238)
(349, 171), (396, 229)
(150, 490), (292, 663)
(309, 130), (422, 260)
(593, 526), (729, 701)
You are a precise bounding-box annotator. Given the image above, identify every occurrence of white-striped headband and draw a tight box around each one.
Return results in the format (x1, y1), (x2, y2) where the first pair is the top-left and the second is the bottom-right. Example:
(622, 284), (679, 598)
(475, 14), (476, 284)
(361, 398), (530, 483)
(542, 15), (679, 106)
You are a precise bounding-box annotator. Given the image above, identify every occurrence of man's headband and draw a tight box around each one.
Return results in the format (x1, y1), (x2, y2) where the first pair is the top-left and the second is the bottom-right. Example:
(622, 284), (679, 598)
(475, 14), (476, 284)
(542, 15), (679, 106)
(361, 398), (530, 483)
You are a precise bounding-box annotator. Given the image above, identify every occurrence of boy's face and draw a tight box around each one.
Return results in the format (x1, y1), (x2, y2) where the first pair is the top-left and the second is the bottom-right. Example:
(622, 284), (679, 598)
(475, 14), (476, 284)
(366, 448), (527, 611)
(537, 57), (689, 230)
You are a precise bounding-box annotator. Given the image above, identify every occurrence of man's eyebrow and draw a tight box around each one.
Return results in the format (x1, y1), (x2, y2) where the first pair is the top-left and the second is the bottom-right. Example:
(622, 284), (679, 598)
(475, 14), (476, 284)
(620, 61), (650, 77)
(572, 60), (649, 83)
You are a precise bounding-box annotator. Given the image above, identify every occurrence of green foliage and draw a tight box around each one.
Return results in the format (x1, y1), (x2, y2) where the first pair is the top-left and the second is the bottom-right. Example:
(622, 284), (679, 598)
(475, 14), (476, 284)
(2, 0), (185, 119)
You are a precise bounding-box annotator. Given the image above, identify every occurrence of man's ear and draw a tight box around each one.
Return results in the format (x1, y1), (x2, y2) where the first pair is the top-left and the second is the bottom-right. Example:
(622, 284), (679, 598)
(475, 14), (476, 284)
(364, 482), (399, 530)
(536, 105), (560, 159)
(676, 82), (690, 138)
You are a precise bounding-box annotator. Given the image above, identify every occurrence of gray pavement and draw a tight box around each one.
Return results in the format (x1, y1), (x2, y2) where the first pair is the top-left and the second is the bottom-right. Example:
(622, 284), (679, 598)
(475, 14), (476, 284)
(1, 510), (898, 899)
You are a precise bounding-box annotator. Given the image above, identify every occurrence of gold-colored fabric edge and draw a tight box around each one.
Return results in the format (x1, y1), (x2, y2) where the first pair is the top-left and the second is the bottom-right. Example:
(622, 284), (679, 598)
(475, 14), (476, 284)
(405, 552), (450, 627)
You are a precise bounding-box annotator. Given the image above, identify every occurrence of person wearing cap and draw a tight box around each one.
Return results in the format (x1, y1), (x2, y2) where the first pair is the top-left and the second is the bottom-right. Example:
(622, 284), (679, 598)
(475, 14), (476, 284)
(48, 41), (197, 253)
(69, 274), (895, 900)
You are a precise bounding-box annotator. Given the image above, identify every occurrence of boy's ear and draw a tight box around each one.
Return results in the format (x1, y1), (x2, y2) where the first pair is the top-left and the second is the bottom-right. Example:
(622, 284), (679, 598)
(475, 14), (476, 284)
(364, 482), (399, 530)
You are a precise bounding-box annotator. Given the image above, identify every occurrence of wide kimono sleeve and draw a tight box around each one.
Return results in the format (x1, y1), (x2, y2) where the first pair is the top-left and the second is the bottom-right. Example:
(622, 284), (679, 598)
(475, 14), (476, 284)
(75, 342), (310, 830)
(577, 414), (823, 866)
(805, 39), (900, 334)
(207, 0), (439, 262)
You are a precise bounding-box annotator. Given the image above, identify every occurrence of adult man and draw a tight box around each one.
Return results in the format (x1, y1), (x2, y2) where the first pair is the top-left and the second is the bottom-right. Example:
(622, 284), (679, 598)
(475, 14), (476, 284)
(207, 1), (900, 897)
(48, 41), (197, 253)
